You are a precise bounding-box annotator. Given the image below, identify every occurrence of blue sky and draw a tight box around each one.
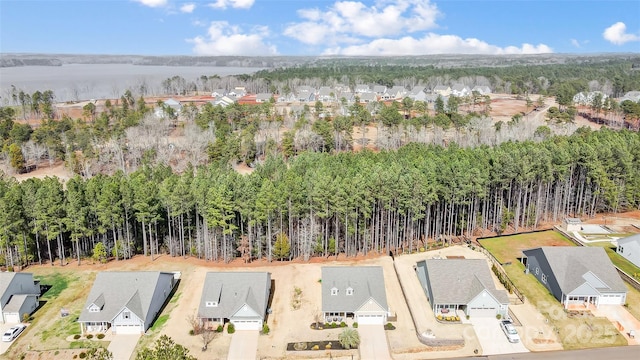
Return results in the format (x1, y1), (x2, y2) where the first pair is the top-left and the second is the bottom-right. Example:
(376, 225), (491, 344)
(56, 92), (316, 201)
(1, 0), (639, 56)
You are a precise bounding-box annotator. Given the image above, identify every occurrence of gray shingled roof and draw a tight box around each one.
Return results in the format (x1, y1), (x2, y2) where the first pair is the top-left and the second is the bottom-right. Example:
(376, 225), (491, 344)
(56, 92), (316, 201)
(78, 271), (174, 324)
(3, 294), (33, 312)
(321, 267), (388, 313)
(617, 234), (640, 247)
(416, 259), (509, 305)
(523, 247), (627, 294)
(198, 272), (270, 320)
(0, 273), (39, 308)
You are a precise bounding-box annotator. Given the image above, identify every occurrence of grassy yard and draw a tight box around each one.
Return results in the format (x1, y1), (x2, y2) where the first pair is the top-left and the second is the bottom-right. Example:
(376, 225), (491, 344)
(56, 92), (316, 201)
(481, 231), (628, 350)
(479, 230), (576, 263)
(504, 262), (627, 350)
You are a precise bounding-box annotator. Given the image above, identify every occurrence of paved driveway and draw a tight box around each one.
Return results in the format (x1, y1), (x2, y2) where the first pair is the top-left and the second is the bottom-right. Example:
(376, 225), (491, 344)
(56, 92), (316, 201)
(107, 334), (141, 360)
(228, 330), (258, 360)
(0, 323), (26, 355)
(592, 305), (640, 345)
(470, 317), (529, 355)
(358, 325), (391, 360)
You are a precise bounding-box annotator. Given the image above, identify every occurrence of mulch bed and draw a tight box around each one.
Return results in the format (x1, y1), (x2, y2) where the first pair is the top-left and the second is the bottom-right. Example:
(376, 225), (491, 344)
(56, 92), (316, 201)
(287, 340), (356, 351)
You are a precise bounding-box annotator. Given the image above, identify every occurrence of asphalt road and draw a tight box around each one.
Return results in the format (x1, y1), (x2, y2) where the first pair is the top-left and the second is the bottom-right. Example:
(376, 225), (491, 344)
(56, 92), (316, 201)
(460, 346), (639, 360)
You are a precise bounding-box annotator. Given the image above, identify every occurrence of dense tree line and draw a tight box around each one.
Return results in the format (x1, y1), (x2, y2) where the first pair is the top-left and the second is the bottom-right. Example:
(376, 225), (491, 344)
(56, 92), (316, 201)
(1, 128), (638, 267)
(255, 60), (640, 97)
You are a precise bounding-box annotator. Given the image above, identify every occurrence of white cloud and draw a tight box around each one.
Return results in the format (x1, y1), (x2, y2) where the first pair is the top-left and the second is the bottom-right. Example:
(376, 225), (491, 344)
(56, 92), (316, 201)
(133, 0), (167, 8)
(603, 22), (640, 45)
(284, 0), (440, 45)
(180, 3), (196, 13)
(323, 33), (552, 56)
(188, 21), (277, 55)
(208, 0), (255, 9)
(571, 39), (580, 48)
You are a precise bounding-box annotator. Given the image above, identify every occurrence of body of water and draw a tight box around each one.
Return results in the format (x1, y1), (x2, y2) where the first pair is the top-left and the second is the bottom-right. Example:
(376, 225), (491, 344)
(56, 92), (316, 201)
(0, 64), (264, 103)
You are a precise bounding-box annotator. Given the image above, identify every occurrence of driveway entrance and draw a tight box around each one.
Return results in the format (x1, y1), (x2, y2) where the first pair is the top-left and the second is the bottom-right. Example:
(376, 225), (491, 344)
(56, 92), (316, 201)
(592, 305), (640, 345)
(228, 330), (258, 360)
(358, 325), (391, 360)
(107, 334), (141, 360)
(469, 317), (529, 355)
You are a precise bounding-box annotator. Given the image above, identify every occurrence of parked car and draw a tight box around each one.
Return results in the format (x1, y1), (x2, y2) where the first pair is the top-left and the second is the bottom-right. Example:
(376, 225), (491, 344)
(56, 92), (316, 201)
(2, 324), (26, 342)
(500, 320), (520, 343)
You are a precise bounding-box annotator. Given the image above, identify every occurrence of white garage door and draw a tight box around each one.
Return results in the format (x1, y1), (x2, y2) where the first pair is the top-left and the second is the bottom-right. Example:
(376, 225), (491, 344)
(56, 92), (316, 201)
(469, 307), (496, 317)
(357, 314), (385, 325)
(5, 313), (20, 324)
(231, 320), (262, 331)
(114, 324), (142, 334)
(599, 294), (624, 305)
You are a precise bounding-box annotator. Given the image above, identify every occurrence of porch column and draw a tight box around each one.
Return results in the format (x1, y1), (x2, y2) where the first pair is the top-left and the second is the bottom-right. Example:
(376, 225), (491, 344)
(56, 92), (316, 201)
(80, 322), (84, 336)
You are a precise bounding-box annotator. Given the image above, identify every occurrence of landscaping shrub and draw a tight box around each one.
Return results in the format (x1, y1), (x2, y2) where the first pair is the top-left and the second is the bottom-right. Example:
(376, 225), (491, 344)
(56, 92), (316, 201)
(78, 352), (87, 359)
(325, 343), (332, 349)
(352, 322), (358, 328)
(340, 321), (347, 327)
(227, 323), (235, 334)
(189, 329), (195, 336)
(466, 315), (470, 320)
(96, 333), (105, 339)
(216, 324), (224, 332)
(86, 334), (93, 339)
(262, 323), (270, 335)
(312, 344), (320, 350)
(331, 322), (337, 328)
(496, 314), (502, 320)
(384, 323), (396, 330)
(73, 334), (81, 340)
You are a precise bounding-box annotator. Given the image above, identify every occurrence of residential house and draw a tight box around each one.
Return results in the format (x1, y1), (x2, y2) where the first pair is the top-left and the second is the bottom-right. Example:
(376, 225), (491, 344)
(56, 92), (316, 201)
(408, 86), (427, 102)
(78, 271), (179, 334)
(616, 234), (640, 268)
(277, 93), (296, 103)
(472, 86), (492, 95)
(416, 259), (509, 318)
(295, 86), (316, 102)
(0, 273), (40, 324)
(620, 91), (640, 103)
(211, 95), (237, 108)
(451, 85), (471, 97)
(355, 85), (371, 94)
(317, 87), (336, 102)
(322, 266), (390, 325)
(573, 91), (608, 106)
(198, 272), (271, 331)
(255, 93), (274, 103)
(433, 85), (451, 97)
(228, 87), (247, 97)
(387, 86), (407, 100)
(522, 247), (627, 308)
(373, 85), (387, 95)
(358, 92), (378, 103)
(211, 89), (227, 97)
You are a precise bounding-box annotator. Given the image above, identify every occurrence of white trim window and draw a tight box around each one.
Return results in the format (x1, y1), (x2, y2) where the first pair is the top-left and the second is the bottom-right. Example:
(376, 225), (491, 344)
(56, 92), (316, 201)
(331, 287), (338, 296)
(123, 311), (130, 319)
(206, 301), (218, 307)
(542, 274), (547, 284)
(346, 287), (353, 296)
(535, 267), (540, 275)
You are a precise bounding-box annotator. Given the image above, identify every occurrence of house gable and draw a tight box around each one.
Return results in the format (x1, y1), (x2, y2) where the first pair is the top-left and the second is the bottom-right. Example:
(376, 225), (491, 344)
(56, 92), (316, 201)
(356, 297), (385, 313)
(230, 303), (261, 319)
(467, 289), (503, 308)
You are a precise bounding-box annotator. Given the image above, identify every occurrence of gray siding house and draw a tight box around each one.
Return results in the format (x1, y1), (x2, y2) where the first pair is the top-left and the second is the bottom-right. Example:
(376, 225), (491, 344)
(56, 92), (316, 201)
(416, 259), (509, 317)
(198, 272), (271, 331)
(322, 266), (390, 325)
(0, 272), (40, 323)
(616, 234), (640, 268)
(78, 271), (178, 334)
(522, 247), (627, 308)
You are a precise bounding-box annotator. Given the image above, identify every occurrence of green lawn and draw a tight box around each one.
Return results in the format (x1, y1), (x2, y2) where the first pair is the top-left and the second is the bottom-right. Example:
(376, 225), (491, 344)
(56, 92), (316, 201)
(149, 314), (170, 332)
(479, 230), (576, 263)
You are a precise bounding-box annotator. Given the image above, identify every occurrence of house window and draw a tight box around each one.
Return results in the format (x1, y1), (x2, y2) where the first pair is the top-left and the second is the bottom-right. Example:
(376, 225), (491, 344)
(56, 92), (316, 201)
(331, 287), (338, 296)
(206, 301), (218, 307)
(535, 267), (539, 275)
(542, 274), (547, 284)
(618, 246), (624, 253)
(123, 311), (130, 320)
(89, 306), (100, 313)
(346, 287), (353, 296)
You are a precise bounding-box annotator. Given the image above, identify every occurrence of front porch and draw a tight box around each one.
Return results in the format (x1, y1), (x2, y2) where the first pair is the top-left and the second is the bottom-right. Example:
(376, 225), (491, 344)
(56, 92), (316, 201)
(323, 311), (355, 324)
(434, 304), (465, 317)
(199, 317), (224, 330)
(564, 295), (599, 310)
(80, 321), (110, 335)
